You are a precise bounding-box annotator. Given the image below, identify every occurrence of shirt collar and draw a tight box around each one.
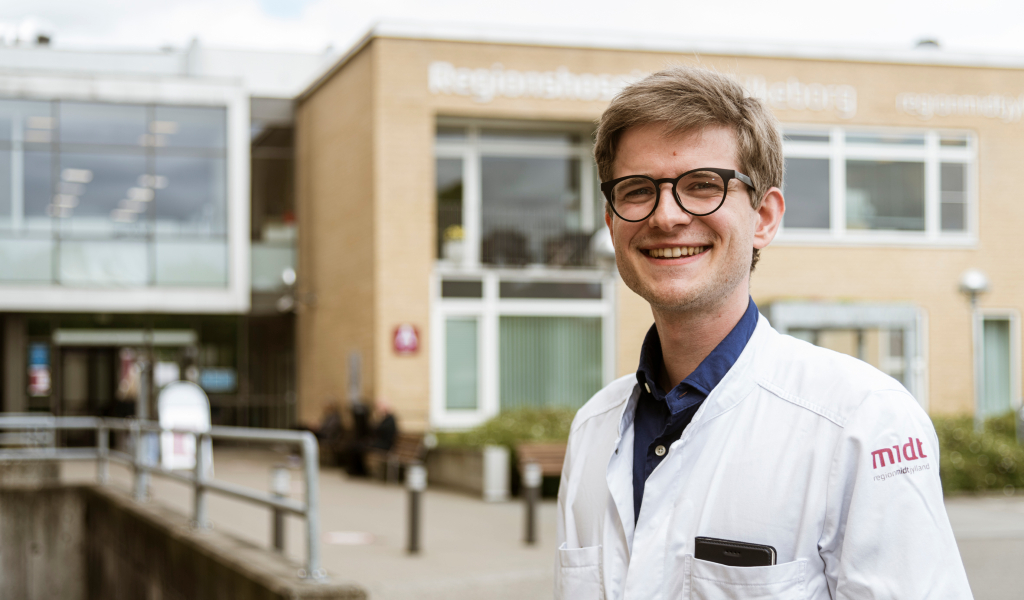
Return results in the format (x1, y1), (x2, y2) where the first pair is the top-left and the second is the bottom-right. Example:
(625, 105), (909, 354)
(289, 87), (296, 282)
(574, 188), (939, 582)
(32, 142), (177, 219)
(636, 297), (760, 403)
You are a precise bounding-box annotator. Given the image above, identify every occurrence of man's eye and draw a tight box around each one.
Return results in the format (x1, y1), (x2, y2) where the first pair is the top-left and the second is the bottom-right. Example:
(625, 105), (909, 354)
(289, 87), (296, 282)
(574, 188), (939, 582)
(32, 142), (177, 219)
(614, 185), (655, 201)
(680, 176), (724, 196)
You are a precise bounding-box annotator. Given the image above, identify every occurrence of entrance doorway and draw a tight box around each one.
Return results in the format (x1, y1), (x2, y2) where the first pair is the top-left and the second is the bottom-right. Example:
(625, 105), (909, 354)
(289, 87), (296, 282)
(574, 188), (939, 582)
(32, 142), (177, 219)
(52, 328), (198, 419)
(60, 347), (117, 417)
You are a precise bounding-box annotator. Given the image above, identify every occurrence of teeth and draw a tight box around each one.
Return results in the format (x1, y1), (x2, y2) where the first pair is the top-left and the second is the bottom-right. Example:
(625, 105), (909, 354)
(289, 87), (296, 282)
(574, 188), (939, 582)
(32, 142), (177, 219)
(649, 246), (705, 258)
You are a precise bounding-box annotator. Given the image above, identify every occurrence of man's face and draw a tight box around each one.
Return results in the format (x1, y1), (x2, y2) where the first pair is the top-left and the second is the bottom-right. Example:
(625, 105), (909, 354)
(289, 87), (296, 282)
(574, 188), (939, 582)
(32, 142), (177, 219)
(605, 123), (762, 315)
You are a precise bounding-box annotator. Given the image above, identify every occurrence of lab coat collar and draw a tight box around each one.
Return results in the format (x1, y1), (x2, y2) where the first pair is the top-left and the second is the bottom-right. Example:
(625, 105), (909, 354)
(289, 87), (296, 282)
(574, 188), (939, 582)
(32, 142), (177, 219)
(684, 313), (770, 431)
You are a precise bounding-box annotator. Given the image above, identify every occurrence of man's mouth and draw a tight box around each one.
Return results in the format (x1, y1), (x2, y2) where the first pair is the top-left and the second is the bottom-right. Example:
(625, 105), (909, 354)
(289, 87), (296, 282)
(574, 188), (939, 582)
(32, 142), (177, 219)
(643, 245), (709, 258)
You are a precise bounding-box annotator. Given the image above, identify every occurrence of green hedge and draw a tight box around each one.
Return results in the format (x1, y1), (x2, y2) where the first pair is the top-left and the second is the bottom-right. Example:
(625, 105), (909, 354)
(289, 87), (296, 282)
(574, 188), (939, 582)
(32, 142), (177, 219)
(435, 408), (574, 449)
(933, 412), (1024, 495)
(435, 408), (1024, 496)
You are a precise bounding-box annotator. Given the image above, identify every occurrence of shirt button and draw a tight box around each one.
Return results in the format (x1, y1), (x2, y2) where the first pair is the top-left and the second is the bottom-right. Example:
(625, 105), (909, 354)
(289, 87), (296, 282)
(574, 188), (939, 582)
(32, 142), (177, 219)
(644, 383), (651, 394)
(655, 445), (666, 457)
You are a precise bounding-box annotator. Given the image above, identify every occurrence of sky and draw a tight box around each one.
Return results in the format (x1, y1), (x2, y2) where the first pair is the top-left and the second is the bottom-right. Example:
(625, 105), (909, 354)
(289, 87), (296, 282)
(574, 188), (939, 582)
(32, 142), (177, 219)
(2, 0), (1024, 59)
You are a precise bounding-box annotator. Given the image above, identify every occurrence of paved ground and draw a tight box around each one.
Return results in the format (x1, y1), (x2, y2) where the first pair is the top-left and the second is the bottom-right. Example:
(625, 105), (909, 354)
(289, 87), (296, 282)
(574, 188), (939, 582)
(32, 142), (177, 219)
(64, 448), (1024, 599)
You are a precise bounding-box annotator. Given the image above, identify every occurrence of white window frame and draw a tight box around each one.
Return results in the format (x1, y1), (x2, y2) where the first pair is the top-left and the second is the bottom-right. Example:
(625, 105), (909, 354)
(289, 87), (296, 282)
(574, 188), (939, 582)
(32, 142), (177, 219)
(978, 308), (1023, 412)
(766, 301), (929, 410)
(434, 118), (599, 271)
(777, 125), (977, 248)
(430, 268), (616, 430)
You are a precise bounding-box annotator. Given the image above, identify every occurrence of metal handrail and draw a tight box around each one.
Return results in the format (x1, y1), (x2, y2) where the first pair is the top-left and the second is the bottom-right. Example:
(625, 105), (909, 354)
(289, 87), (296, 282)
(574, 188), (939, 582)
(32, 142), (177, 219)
(0, 415), (323, 580)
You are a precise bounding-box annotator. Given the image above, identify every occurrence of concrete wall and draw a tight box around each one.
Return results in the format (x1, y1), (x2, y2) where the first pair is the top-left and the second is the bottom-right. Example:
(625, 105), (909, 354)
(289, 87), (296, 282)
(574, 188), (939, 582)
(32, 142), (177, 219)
(425, 445), (510, 501)
(0, 486), (85, 600)
(0, 480), (365, 600)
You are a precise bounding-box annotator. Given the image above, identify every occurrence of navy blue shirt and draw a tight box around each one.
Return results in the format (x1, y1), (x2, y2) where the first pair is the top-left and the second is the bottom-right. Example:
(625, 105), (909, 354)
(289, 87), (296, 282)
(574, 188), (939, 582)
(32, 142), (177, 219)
(632, 298), (759, 523)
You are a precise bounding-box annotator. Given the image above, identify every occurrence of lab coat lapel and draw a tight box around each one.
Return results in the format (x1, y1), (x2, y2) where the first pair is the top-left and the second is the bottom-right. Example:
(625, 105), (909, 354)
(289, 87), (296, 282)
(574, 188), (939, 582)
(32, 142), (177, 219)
(606, 387), (638, 551)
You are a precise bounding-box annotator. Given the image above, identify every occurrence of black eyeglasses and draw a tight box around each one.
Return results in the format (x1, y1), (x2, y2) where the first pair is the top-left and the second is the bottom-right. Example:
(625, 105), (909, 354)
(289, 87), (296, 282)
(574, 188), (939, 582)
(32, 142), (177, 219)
(600, 168), (754, 222)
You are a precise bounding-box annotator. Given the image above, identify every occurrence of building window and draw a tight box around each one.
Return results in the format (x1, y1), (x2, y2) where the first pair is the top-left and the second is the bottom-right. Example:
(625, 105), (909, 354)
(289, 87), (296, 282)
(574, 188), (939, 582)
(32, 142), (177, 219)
(498, 315), (603, 411)
(0, 98), (228, 287)
(432, 120), (613, 430)
(445, 317), (479, 410)
(978, 313), (1021, 420)
(435, 120), (602, 268)
(766, 301), (927, 407)
(431, 271), (614, 429)
(780, 128), (974, 242)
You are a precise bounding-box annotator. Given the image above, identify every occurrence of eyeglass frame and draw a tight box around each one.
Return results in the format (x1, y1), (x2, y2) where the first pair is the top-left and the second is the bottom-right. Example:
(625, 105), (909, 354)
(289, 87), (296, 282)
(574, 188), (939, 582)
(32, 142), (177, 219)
(600, 167), (754, 222)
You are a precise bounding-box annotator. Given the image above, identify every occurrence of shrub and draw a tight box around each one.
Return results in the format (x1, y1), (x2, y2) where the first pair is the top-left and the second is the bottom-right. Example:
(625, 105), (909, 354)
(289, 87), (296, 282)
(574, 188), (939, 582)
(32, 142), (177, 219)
(933, 412), (1024, 495)
(434, 408), (575, 449)
(433, 408), (1024, 496)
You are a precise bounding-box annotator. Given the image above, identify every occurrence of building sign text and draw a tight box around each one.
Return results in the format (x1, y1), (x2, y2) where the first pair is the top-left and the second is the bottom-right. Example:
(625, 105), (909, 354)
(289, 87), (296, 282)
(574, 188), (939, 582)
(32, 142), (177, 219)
(896, 91), (1024, 123)
(428, 61), (642, 104)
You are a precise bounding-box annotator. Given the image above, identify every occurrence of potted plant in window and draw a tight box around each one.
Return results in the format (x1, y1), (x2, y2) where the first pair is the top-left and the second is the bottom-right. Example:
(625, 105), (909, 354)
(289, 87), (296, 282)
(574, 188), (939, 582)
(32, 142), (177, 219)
(442, 224), (465, 263)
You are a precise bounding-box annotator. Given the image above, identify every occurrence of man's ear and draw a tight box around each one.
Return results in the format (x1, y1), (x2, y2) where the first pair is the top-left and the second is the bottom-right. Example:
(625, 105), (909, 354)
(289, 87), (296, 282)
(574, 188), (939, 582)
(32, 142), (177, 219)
(753, 187), (785, 250)
(605, 210), (613, 232)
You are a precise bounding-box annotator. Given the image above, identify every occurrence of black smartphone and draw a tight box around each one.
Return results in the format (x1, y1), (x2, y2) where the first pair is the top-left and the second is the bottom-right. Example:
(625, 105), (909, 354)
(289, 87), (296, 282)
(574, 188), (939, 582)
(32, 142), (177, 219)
(694, 536), (777, 567)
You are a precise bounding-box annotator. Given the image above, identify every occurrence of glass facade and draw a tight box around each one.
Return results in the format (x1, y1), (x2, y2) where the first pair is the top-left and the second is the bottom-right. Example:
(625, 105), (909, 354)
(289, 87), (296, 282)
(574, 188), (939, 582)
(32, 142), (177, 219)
(0, 98), (228, 287)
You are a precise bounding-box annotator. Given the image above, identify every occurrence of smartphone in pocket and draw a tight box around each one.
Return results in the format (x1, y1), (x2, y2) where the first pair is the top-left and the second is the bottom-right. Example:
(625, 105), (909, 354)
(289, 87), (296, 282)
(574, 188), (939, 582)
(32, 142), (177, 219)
(694, 536), (777, 567)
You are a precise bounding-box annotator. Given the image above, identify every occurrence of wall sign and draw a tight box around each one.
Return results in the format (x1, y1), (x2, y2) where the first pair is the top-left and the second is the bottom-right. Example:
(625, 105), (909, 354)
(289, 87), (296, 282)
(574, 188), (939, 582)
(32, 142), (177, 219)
(429, 61), (642, 104)
(393, 324), (420, 355)
(27, 342), (50, 397)
(428, 61), (858, 120)
(896, 91), (1024, 122)
(738, 75), (858, 119)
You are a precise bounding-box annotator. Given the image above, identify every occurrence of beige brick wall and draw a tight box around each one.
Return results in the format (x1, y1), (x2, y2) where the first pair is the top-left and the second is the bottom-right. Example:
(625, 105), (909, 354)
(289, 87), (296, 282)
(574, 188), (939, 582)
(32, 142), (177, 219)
(295, 45), (377, 426)
(372, 40), (437, 431)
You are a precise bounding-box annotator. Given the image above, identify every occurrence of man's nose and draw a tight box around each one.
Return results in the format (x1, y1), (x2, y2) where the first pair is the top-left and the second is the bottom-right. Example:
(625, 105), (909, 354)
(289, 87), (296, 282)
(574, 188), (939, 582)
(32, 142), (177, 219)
(647, 183), (692, 229)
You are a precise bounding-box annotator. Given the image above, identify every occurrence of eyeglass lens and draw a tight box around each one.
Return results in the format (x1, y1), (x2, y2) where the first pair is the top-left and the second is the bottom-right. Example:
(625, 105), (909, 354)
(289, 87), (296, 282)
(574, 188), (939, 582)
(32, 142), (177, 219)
(610, 170), (729, 220)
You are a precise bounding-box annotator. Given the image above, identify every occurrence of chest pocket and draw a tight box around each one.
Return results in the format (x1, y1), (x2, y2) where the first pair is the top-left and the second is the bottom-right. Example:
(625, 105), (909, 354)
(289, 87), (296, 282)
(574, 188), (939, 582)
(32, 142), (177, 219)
(556, 543), (603, 599)
(683, 555), (808, 600)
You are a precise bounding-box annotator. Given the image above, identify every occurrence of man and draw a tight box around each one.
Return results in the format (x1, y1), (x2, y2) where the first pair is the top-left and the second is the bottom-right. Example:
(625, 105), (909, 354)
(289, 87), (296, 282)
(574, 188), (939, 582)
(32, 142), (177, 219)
(555, 66), (972, 600)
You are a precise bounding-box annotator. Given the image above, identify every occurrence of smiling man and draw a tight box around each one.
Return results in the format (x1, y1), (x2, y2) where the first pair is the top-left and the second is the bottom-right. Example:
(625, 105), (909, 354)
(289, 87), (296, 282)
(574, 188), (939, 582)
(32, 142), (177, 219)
(554, 67), (972, 600)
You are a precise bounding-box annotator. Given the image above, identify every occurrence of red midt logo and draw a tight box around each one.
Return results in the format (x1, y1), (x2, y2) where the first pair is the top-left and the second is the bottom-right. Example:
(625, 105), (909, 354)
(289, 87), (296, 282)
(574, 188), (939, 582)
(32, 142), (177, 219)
(871, 437), (927, 469)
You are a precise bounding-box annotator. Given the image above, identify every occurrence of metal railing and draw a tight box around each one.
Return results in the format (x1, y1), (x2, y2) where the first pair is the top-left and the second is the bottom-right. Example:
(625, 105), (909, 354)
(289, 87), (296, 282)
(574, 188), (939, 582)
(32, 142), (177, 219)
(0, 415), (323, 579)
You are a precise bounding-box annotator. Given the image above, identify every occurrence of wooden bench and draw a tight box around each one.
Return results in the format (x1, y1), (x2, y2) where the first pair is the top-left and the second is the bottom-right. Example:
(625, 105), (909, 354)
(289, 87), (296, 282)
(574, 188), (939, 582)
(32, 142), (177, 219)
(366, 432), (425, 483)
(515, 442), (567, 479)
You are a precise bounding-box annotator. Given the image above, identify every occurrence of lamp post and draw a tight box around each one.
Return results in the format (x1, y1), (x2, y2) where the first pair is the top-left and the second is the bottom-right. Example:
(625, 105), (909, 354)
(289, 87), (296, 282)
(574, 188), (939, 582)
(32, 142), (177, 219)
(959, 269), (990, 433)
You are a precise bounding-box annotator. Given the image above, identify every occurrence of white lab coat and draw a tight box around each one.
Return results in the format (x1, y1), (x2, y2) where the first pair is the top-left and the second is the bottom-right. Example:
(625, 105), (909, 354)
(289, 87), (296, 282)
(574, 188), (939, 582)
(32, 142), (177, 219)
(556, 315), (972, 600)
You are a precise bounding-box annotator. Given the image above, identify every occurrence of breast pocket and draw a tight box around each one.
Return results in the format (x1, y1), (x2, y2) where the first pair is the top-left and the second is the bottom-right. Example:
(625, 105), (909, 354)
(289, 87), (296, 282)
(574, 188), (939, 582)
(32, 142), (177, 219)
(556, 543), (603, 600)
(683, 555), (807, 600)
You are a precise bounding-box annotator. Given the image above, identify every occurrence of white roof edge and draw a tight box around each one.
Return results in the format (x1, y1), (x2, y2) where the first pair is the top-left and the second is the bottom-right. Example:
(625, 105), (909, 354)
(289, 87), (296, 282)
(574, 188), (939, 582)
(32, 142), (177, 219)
(0, 65), (245, 88)
(368, 19), (1024, 71)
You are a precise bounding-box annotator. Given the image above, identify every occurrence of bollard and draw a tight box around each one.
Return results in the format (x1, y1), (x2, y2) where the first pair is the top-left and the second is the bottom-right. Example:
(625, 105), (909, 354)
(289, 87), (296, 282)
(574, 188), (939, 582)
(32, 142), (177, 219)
(406, 462), (427, 554)
(523, 462), (542, 545)
(1017, 407), (1024, 446)
(270, 464), (291, 552)
(97, 422), (109, 485)
(131, 421), (149, 502)
(193, 433), (209, 530)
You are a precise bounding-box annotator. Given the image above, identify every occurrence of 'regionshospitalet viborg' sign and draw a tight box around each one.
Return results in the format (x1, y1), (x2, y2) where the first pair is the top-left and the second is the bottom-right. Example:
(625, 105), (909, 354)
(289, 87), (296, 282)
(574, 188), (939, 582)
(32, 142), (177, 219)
(427, 61), (859, 119)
